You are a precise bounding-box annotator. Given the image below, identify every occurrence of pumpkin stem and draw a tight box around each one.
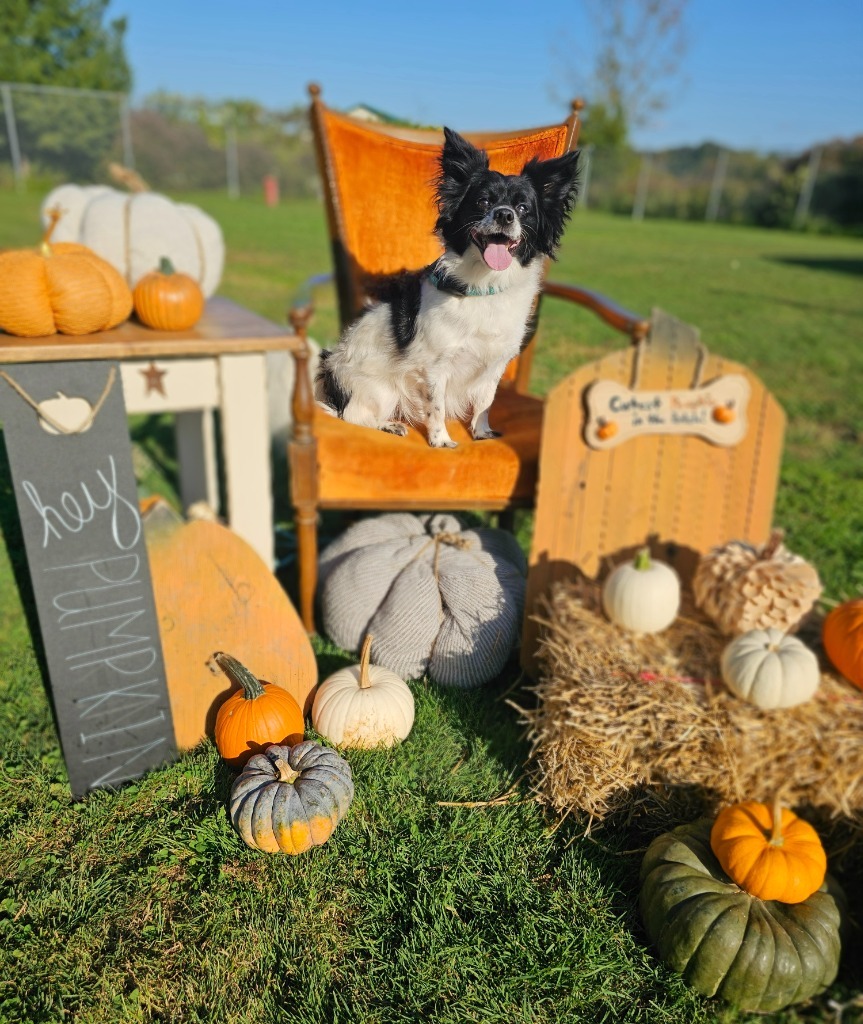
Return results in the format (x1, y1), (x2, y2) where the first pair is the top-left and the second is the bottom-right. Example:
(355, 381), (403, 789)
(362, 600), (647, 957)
(633, 547), (652, 571)
(359, 634), (373, 689)
(158, 256), (176, 275)
(770, 793), (785, 846)
(760, 529), (785, 561)
(272, 755), (301, 784)
(212, 652), (266, 700)
(41, 205), (63, 255)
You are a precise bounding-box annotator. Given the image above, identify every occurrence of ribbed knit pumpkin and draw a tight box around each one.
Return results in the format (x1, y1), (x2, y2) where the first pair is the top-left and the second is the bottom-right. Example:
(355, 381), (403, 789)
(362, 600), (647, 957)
(0, 208), (132, 337)
(318, 513), (526, 688)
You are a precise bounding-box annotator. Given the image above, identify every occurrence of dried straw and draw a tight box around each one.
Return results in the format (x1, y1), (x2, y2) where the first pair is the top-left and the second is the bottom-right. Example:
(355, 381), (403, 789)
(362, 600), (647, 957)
(517, 580), (863, 859)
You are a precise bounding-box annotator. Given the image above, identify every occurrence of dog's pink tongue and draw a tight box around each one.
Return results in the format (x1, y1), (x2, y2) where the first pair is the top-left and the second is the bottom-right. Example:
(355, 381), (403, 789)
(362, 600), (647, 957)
(482, 243), (513, 271)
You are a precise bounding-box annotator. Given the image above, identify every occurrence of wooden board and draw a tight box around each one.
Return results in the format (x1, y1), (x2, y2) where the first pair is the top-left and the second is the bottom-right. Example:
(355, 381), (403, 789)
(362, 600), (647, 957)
(0, 296), (301, 363)
(143, 506), (318, 749)
(522, 309), (786, 676)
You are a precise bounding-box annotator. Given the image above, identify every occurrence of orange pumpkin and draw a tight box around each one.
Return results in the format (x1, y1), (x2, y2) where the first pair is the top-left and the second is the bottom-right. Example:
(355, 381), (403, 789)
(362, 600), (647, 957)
(596, 418), (618, 440)
(133, 257), (205, 331)
(709, 797), (827, 904)
(822, 598), (863, 689)
(213, 652), (305, 769)
(0, 207), (132, 337)
(713, 402), (736, 424)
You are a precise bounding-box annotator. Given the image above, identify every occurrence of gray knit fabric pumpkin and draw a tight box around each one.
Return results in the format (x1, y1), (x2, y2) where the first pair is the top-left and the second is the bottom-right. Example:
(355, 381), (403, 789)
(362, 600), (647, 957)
(319, 513), (526, 688)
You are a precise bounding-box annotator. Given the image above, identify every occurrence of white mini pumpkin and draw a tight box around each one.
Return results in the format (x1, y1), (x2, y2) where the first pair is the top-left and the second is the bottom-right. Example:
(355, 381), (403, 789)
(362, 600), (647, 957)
(312, 635), (415, 748)
(602, 547), (681, 634)
(40, 185), (224, 297)
(721, 627), (820, 709)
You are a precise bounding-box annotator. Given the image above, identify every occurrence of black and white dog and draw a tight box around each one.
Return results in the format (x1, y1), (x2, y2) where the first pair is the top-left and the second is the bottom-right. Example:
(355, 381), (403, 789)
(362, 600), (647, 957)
(316, 128), (579, 448)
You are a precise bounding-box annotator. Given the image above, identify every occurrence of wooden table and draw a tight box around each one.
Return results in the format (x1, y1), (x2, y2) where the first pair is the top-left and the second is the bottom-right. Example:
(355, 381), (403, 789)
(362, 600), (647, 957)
(0, 297), (302, 569)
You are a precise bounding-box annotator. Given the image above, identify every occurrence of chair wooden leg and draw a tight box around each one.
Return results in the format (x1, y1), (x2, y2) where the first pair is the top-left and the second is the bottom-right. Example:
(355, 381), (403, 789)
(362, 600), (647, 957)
(295, 501), (318, 633)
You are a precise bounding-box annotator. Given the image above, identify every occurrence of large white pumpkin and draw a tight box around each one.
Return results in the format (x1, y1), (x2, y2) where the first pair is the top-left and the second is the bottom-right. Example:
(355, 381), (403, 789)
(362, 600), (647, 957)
(602, 547), (681, 634)
(721, 627), (820, 709)
(312, 635), (415, 749)
(40, 185), (224, 297)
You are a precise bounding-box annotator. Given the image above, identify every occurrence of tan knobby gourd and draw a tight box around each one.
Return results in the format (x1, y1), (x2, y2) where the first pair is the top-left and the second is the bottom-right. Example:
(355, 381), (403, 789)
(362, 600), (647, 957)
(693, 531), (821, 636)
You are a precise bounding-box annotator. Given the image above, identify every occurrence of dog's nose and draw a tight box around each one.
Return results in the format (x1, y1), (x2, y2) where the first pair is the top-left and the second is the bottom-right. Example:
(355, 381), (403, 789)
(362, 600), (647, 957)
(493, 206), (515, 226)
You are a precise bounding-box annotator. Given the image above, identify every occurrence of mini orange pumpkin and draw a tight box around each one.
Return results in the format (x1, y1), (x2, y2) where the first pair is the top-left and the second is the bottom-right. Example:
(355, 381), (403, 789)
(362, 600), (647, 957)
(822, 598), (863, 689)
(713, 401), (736, 424)
(0, 207), (132, 337)
(596, 418), (618, 440)
(133, 256), (205, 331)
(709, 796), (827, 904)
(213, 652), (305, 768)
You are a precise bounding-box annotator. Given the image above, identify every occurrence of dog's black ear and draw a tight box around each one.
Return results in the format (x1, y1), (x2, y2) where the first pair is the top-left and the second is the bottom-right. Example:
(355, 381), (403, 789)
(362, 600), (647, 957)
(435, 128), (489, 213)
(441, 127), (489, 182)
(521, 150), (580, 256)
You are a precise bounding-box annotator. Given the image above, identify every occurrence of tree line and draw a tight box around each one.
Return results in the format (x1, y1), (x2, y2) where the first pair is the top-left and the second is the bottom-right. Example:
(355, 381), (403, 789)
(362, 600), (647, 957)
(1, 0), (860, 232)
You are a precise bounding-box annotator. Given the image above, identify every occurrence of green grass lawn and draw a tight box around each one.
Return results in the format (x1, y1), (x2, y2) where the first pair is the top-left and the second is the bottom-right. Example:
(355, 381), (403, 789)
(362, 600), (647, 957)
(1, 189), (862, 1023)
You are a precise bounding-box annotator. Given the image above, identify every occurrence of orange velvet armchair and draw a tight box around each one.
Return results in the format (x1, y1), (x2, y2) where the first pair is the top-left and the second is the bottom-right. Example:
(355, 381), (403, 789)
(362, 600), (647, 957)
(288, 84), (648, 632)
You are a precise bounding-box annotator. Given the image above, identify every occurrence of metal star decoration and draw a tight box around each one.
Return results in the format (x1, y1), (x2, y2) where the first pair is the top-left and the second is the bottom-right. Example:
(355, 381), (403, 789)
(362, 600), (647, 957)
(140, 362), (167, 396)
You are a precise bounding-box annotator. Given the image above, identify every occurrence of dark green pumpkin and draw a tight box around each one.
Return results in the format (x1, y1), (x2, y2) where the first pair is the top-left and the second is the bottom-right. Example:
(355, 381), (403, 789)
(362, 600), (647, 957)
(639, 819), (843, 1013)
(229, 740), (354, 854)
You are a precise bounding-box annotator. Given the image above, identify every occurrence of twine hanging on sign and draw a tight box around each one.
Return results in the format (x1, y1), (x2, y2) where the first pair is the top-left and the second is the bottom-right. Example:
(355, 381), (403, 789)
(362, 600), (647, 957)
(0, 366), (117, 435)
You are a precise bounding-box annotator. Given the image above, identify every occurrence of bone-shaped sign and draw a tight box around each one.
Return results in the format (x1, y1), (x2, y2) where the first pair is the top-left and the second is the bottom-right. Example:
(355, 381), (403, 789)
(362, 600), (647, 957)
(584, 373), (750, 449)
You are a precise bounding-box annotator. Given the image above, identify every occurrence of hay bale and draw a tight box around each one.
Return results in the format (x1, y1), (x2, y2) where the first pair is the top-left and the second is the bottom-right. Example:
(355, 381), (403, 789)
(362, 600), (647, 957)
(518, 580), (863, 857)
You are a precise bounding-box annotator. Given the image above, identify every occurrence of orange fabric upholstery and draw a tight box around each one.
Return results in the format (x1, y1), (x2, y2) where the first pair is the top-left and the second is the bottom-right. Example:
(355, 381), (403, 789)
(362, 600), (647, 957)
(314, 389), (544, 508)
(319, 106), (571, 286)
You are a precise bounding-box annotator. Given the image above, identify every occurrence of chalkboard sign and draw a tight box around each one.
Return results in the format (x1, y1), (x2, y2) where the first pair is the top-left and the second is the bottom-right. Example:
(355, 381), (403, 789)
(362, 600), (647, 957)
(0, 360), (178, 798)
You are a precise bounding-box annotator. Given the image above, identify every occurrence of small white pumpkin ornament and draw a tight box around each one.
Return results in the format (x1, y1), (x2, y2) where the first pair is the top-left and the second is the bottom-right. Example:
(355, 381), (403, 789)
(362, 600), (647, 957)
(602, 547), (681, 634)
(312, 635), (415, 748)
(721, 627), (820, 709)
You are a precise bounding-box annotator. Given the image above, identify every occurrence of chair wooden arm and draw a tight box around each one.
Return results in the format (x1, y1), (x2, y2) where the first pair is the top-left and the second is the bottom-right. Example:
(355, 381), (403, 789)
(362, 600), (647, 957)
(542, 280), (650, 342)
(287, 300), (321, 631)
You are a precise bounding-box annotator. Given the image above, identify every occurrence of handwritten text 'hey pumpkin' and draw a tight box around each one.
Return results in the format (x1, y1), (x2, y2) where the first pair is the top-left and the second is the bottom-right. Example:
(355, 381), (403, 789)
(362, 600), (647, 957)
(21, 455), (168, 789)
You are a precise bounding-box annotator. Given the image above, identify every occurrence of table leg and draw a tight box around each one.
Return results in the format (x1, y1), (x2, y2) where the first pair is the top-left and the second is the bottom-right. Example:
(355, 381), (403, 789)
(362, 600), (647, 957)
(217, 353), (274, 569)
(175, 409), (219, 513)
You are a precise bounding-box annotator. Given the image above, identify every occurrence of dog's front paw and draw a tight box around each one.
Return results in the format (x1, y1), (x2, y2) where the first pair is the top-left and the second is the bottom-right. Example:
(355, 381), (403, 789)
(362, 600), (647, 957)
(472, 428), (502, 440)
(429, 434), (458, 449)
(380, 421), (408, 436)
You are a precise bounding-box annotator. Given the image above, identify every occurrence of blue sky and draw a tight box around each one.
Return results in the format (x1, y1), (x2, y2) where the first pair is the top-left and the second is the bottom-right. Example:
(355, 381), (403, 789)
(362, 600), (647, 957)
(108, 1), (862, 153)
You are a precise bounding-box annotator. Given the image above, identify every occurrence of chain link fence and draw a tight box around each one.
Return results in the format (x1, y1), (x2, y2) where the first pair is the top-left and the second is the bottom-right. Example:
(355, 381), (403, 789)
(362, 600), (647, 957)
(1, 82), (132, 189)
(579, 144), (845, 229)
(1, 83), (859, 231)
(0, 81), (317, 199)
